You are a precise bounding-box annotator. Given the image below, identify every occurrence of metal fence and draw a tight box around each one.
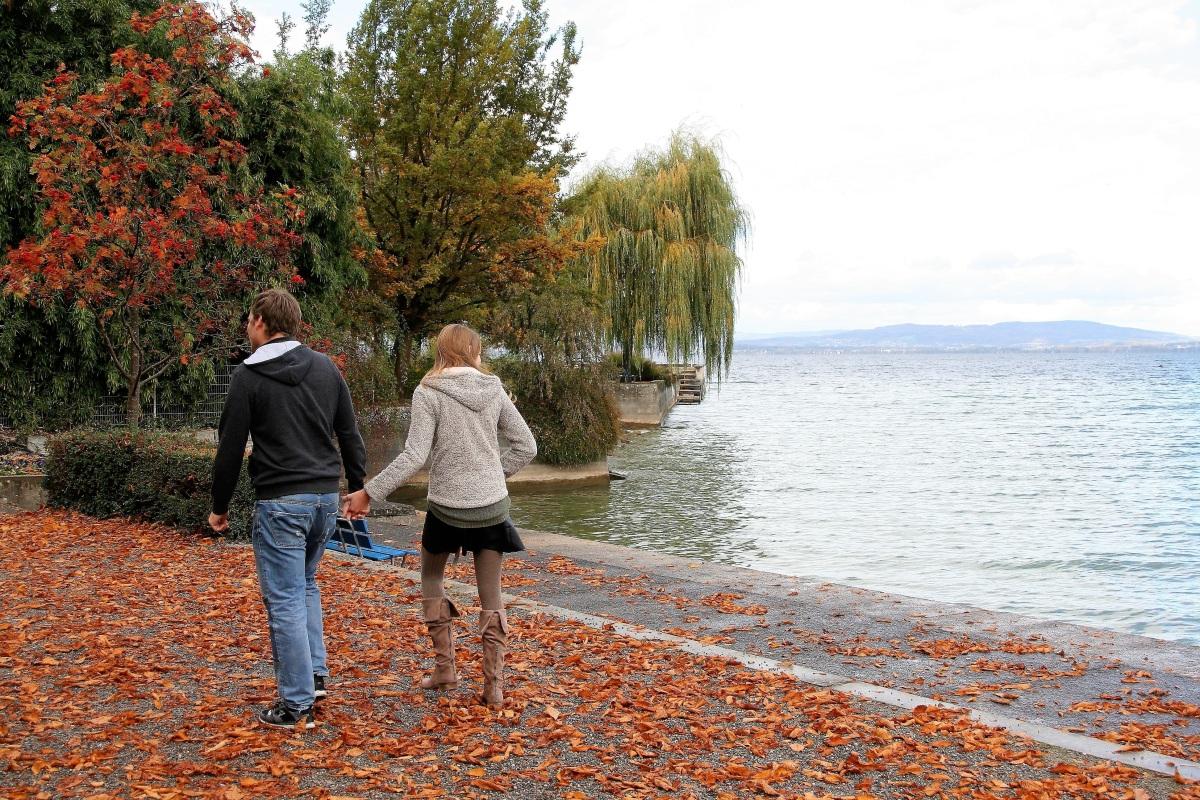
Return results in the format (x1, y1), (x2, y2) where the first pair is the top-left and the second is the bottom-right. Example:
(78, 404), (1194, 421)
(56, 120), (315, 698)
(91, 363), (235, 429)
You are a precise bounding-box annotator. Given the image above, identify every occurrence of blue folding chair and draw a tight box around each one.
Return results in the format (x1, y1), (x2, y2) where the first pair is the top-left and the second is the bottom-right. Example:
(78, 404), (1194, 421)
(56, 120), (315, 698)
(326, 517), (418, 567)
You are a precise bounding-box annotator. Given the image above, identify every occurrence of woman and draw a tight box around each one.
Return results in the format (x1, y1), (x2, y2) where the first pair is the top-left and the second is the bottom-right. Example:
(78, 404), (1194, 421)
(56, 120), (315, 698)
(342, 324), (536, 707)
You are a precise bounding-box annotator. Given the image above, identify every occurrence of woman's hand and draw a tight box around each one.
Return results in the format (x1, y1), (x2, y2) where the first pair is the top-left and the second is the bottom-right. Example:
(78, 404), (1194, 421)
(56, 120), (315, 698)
(342, 489), (371, 520)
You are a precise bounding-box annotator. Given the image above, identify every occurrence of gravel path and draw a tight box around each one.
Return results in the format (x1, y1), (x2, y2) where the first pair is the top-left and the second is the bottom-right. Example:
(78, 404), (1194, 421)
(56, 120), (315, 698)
(0, 509), (1194, 799)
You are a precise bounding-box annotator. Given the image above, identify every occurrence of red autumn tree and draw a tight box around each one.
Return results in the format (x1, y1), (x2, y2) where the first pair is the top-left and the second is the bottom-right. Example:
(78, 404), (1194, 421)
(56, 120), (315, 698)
(1, 2), (301, 425)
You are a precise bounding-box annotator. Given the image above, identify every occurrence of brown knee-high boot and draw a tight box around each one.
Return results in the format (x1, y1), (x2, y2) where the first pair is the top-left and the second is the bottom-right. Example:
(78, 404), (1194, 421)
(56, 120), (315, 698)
(479, 609), (509, 707)
(421, 597), (460, 690)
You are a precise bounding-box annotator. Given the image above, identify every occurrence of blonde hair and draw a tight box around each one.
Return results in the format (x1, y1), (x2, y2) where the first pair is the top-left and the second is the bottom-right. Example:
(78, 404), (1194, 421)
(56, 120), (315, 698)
(423, 323), (488, 382)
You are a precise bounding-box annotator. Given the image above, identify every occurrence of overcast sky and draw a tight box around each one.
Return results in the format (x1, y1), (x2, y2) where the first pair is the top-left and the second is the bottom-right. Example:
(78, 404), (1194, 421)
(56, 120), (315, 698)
(239, 0), (1200, 336)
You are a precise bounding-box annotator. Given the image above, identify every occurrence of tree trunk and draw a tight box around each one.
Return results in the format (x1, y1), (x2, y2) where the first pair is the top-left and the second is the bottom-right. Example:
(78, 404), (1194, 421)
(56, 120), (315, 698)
(123, 309), (143, 427)
(126, 314), (143, 426)
(125, 380), (142, 428)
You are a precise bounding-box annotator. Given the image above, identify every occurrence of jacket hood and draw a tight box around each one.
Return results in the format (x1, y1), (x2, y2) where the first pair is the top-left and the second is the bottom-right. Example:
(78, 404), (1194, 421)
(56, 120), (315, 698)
(421, 367), (504, 412)
(243, 339), (314, 386)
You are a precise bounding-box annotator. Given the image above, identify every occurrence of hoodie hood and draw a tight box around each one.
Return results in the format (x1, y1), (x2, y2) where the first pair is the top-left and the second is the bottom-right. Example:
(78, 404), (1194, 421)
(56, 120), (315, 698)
(243, 339), (314, 386)
(421, 366), (504, 412)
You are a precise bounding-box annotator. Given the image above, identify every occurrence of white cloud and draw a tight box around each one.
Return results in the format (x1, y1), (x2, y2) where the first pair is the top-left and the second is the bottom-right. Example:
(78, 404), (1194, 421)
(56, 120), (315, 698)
(238, 0), (1200, 336)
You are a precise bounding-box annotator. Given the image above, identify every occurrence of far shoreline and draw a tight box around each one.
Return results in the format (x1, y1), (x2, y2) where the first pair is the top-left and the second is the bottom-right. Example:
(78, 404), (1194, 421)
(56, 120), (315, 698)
(733, 342), (1200, 354)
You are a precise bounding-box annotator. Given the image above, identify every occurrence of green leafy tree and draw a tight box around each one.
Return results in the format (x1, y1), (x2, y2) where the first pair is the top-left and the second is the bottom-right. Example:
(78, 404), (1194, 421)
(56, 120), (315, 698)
(568, 131), (749, 380)
(1, 2), (302, 427)
(0, 0), (159, 427)
(301, 0), (333, 49)
(274, 12), (297, 59)
(242, 0), (392, 406)
(0, 297), (106, 429)
(239, 39), (367, 322)
(343, 0), (582, 393)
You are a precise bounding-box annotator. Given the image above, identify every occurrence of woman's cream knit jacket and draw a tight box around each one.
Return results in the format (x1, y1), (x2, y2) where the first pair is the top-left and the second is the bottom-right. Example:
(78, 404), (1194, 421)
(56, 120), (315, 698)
(363, 367), (537, 508)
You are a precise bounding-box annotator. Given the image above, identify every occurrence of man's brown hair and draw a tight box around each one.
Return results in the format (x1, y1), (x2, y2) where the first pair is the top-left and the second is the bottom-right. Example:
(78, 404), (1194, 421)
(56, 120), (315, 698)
(250, 288), (302, 337)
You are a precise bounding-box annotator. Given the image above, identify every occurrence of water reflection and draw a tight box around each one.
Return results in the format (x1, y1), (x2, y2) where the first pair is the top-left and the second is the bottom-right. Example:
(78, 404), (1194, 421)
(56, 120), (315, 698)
(508, 422), (767, 564)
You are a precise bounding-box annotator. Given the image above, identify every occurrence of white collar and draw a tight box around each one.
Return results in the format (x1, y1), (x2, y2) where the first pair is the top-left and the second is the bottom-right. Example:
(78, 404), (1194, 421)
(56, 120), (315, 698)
(245, 340), (302, 365)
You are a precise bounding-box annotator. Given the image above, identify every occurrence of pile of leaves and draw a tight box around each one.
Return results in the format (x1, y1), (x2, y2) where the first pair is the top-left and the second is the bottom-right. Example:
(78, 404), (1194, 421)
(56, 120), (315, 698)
(0, 510), (1195, 799)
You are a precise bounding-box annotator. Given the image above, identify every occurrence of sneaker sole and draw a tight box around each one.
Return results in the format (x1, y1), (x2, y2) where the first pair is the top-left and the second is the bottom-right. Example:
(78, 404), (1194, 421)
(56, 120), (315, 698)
(257, 714), (316, 730)
(256, 719), (314, 734)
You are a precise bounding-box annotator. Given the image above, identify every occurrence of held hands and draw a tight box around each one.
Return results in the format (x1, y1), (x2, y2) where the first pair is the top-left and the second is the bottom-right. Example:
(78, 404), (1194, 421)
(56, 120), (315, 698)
(208, 512), (229, 534)
(342, 489), (371, 520)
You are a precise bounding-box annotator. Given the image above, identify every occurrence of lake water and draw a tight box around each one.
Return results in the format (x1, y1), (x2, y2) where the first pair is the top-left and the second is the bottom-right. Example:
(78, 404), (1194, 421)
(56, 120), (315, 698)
(504, 349), (1200, 644)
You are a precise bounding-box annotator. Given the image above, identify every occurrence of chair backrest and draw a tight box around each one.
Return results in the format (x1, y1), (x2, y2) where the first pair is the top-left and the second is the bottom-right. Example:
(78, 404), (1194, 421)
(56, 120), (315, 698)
(351, 517), (377, 547)
(334, 517), (373, 548)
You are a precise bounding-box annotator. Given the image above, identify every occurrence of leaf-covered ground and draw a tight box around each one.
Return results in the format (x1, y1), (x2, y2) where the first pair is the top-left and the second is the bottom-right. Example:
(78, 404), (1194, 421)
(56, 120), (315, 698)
(0, 511), (1195, 799)
(373, 519), (1200, 772)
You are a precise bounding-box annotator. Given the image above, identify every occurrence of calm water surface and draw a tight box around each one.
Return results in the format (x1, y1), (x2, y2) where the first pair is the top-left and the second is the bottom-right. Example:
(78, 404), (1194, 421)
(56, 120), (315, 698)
(505, 350), (1200, 643)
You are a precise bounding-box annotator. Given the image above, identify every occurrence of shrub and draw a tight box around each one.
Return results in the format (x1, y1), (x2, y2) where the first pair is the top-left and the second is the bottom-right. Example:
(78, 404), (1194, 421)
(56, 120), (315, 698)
(329, 338), (401, 410)
(45, 429), (256, 538)
(401, 346), (435, 399)
(493, 358), (620, 466)
(604, 352), (672, 383)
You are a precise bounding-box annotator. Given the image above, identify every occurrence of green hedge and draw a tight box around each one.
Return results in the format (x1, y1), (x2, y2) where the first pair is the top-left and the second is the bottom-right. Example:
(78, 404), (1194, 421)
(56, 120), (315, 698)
(45, 429), (256, 538)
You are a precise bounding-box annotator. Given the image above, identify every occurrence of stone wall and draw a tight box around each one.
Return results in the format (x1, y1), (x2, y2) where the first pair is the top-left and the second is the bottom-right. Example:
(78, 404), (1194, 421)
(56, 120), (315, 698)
(613, 380), (676, 426)
(382, 459), (611, 501)
(0, 475), (46, 511)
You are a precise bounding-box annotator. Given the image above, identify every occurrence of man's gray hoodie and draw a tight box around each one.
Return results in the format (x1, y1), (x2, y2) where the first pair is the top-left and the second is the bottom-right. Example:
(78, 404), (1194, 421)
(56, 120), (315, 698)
(364, 367), (537, 509)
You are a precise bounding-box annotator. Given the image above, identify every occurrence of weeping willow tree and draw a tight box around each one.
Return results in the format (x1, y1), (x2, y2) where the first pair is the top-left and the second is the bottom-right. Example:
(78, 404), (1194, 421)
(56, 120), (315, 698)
(567, 132), (748, 380)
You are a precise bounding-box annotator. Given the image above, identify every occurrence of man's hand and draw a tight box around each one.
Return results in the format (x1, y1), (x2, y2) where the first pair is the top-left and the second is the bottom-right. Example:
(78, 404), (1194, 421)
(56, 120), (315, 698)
(208, 512), (229, 533)
(342, 490), (370, 520)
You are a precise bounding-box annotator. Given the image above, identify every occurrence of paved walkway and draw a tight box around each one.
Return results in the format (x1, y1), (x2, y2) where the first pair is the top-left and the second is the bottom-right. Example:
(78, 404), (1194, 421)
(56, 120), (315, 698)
(370, 513), (1200, 782)
(4, 509), (1200, 799)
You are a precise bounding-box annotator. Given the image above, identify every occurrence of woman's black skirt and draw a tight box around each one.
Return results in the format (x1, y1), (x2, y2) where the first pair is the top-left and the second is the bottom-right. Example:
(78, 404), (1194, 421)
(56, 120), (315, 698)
(421, 509), (525, 555)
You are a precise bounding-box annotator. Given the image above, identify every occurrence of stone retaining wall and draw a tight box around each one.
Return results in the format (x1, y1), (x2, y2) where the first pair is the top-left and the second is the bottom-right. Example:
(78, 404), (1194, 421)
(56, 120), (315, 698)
(613, 379), (676, 426)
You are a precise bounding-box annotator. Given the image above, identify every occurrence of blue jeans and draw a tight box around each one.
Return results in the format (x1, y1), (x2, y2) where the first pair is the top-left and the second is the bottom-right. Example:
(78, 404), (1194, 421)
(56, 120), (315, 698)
(251, 492), (338, 711)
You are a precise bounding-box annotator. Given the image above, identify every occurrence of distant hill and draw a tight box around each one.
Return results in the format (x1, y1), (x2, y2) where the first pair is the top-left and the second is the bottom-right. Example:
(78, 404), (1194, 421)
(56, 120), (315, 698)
(738, 321), (1194, 351)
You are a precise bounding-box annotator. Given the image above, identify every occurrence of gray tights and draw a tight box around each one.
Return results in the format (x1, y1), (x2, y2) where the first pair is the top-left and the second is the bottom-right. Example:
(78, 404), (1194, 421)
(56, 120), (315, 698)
(421, 548), (503, 611)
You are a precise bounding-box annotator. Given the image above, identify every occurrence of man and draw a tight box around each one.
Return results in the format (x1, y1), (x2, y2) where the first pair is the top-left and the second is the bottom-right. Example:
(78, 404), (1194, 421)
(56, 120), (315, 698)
(209, 288), (367, 730)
